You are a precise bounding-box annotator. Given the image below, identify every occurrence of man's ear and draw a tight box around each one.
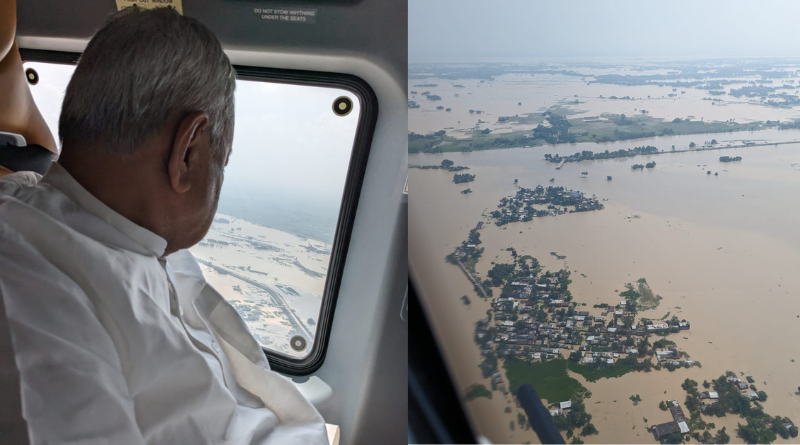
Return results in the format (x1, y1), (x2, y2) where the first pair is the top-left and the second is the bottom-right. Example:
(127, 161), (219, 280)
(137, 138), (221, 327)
(168, 111), (209, 194)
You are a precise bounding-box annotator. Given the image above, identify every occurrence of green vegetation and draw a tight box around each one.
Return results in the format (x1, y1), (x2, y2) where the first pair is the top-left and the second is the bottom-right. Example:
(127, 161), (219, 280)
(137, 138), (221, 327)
(407, 105), (779, 154)
(461, 295), (471, 305)
(566, 356), (647, 382)
(551, 395), (595, 437)
(635, 278), (662, 310)
(618, 278), (662, 313)
(659, 400), (669, 411)
(479, 350), (498, 379)
(517, 412), (527, 429)
(678, 374), (797, 444)
(550, 251), (567, 260)
(629, 394), (642, 406)
(569, 437), (584, 444)
(407, 159), (471, 172)
(464, 384), (492, 401)
(533, 112), (576, 144)
(547, 145), (658, 164)
(715, 427), (731, 444)
(445, 229), (486, 293)
(580, 423), (598, 436)
(503, 358), (585, 403)
(453, 173), (476, 184)
(653, 339), (675, 349)
(661, 432), (683, 444)
(491, 186), (603, 226)
(738, 418), (776, 444)
(488, 263), (516, 287)
(720, 156), (742, 162)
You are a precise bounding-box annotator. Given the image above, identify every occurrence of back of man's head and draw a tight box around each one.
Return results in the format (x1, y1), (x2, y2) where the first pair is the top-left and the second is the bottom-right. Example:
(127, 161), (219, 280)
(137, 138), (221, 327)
(59, 7), (235, 156)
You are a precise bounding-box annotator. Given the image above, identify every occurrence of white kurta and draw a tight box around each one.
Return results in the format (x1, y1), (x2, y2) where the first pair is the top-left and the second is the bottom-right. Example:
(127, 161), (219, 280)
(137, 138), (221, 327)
(0, 163), (327, 445)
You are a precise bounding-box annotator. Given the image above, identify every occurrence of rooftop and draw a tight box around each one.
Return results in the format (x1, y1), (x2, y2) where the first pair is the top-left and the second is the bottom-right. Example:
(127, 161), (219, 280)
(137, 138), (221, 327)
(652, 421), (681, 440)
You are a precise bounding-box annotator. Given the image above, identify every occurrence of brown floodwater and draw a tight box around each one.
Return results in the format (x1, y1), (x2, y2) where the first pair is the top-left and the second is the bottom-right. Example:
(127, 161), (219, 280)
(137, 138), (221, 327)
(409, 72), (800, 135)
(409, 140), (800, 443)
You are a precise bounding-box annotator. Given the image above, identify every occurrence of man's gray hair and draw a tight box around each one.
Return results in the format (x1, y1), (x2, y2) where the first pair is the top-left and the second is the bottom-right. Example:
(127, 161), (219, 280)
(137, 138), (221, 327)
(59, 7), (235, 155)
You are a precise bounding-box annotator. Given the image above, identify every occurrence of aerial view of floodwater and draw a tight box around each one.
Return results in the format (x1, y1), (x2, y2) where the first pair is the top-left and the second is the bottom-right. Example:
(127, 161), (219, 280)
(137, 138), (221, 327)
(410, 58), (800, 444)
(189, 212), (330, 357)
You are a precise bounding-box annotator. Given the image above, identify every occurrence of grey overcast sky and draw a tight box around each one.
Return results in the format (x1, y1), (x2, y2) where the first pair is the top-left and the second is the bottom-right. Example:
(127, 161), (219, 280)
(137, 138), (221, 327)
(409, 0), (800, 61)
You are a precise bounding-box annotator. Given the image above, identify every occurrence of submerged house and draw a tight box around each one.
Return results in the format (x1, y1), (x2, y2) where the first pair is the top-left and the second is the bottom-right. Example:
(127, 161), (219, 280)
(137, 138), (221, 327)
(652, 422), (681, 441)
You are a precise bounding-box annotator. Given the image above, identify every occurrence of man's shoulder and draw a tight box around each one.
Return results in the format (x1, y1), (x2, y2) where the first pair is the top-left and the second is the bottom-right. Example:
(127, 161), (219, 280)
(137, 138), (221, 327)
(0, 170), (64, 223)
(0, 215), (101, 341)
(0, 170), (41, 188)
(0, 170), (43, 205)
(0, 189), (154, 316)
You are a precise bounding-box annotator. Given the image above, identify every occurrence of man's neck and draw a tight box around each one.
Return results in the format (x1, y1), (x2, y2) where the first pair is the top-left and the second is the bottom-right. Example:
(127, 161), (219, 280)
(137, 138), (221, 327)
(58, 145), (171, 246)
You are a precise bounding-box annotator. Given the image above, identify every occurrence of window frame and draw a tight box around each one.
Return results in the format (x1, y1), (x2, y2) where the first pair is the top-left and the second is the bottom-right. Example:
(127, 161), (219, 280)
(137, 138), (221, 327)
(20, 48), (379, 376)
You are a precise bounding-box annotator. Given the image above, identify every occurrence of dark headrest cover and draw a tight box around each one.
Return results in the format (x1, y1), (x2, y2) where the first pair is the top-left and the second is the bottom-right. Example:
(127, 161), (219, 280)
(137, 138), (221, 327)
(0, 144), (57, 175)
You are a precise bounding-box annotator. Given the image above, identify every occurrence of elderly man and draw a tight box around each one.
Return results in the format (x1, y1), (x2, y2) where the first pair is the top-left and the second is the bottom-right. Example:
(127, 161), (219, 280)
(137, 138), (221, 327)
(0, 6), (327, 445)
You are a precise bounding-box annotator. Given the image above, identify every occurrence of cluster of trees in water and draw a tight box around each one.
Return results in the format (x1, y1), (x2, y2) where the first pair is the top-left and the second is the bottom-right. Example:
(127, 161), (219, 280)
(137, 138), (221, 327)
(409, 158), (469, 172)
(723, 84), (800, 106)
(679, 374), (798, 444)
(765, 93), (800, 107)
(489, 186), (603, 225)
(533, 113), (576, 144)
(408, 131), (447, 153)
(453, 173), (476, 184)
(420, 91), (441, 101)
(551, 396), (598, 441)
(491, 135), (532, 148)
(464, 383), (491, 401)
(631, 161), (656, 170)
(545, 145), (659, 164)
(445, 228), (485, 294)
(719, 156), (742, 162)
(603, 128), (658, 142)
(729, 85), (782, 98)
(409, 131), (444, 140)
(778, 120), (800, 130)
(614, 113), (636, 125)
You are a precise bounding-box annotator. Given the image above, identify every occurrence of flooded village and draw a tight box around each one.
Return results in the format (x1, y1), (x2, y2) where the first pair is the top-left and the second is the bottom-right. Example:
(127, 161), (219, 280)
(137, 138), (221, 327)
(409, 57), (800, 444)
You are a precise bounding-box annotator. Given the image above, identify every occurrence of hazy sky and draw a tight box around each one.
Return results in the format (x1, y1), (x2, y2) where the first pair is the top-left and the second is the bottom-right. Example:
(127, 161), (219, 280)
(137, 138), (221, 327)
(410, 0), (800, 60)
(26, 62), (359, 207)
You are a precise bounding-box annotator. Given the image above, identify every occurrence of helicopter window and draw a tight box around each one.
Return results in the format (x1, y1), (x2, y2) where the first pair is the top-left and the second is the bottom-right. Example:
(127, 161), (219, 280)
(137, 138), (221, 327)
(22, 53), (376, 374)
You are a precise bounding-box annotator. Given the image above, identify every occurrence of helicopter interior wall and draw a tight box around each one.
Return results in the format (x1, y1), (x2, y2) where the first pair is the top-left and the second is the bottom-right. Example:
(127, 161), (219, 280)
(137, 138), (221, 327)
(14, 1), (408, 444)
(16, 0), (407, 86)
